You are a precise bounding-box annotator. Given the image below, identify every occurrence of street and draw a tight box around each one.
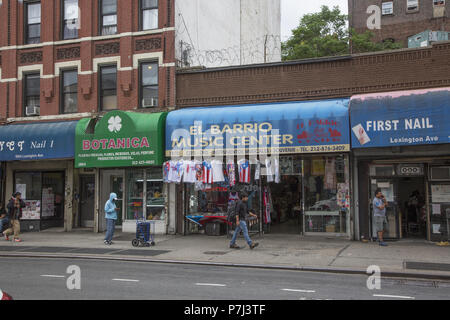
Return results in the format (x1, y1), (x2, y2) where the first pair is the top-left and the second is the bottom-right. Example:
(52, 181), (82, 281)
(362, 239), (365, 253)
(1, 257), (449, 300)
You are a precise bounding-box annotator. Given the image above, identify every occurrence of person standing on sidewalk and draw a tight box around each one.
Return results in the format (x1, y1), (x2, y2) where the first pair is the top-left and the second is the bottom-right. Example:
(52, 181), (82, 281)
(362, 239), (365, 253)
(104, 193), (119, 245)
(229, 192), (259, 250)
(0, 204), (9, 236)
(3, 192), (26, 242)
(373, 189), (388, 246)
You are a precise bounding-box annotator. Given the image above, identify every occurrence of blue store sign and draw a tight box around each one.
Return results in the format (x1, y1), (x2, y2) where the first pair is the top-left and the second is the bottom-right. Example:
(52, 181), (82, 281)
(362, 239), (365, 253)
(350, 88), (450, 148)
(166, 99), (350, 157)
(0, 121), (78, 161)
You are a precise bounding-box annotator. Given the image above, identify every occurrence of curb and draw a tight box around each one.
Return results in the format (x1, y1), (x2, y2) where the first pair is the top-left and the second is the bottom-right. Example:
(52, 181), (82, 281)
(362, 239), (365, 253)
(2, 251), (450, 282)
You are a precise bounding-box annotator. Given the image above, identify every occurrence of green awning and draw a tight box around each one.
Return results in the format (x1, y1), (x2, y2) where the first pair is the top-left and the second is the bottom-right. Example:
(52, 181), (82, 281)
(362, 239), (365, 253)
(75, 110), (167, 168)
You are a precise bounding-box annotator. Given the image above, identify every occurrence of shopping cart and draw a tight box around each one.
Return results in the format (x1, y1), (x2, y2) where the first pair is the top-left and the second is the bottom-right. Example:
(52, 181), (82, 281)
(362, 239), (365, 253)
(131, 213), (156, 247)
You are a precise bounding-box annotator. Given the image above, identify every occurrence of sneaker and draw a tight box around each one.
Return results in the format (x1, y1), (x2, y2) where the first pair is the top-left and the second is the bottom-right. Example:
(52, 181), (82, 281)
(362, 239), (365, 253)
(104, 240), (110, 245)
(229, 243), (240, 249)
(379, 241), (388, 246)
(13, 238), (22, 242)
(250, 242), (259, 250)
(4, 234), (10, 241)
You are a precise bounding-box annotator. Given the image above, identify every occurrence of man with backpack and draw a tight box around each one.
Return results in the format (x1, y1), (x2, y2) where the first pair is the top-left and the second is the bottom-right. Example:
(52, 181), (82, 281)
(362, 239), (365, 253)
(229, 191), (259, 250)
(3, 192), (26, 242)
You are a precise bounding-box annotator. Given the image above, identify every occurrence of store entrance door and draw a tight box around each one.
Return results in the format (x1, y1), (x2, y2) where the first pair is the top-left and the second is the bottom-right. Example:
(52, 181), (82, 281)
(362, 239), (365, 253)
(99, 170), (124, 232)
(80, 175), (95, 228)
(398, 177), (426, 238)
(369, 179), (398, 239)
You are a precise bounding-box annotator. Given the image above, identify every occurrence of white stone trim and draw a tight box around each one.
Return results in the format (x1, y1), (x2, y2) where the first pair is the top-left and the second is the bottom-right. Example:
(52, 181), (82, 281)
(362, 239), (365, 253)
(93, 56), (122, 72)
(0, 27), (175, 52)
(54, 60), (82, 76)
(18, 64), (44, 81)
(133, 52), (163, 69)
(7, 112), (93, 123)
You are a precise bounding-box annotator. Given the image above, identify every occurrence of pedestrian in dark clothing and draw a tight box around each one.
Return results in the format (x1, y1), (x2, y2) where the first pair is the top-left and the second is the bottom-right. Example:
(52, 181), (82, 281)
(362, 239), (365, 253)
(229, 192), (259, 250)
(3, 192), (26, 242)
(0, 204), (9, 235)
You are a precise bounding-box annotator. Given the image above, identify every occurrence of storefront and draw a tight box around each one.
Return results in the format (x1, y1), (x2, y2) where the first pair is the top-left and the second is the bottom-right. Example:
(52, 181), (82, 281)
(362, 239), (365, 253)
(74, 110), (168, 234)
(350, 87), (450, 242)
(0, 121), (78, 232)
(165, 99), (352, 238)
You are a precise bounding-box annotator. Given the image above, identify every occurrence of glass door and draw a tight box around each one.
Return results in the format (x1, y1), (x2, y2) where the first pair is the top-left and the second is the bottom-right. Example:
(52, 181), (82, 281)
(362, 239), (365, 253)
(111, 175), (123, 226)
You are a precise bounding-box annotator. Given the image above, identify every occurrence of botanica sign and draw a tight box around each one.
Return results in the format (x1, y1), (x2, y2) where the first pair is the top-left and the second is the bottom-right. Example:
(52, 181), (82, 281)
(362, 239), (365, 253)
(75, 111), (166, 168)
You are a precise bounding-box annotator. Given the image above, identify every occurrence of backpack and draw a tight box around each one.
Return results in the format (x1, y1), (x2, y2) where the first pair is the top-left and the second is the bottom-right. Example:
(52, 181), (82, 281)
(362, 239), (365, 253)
(227, 200), (239, 223)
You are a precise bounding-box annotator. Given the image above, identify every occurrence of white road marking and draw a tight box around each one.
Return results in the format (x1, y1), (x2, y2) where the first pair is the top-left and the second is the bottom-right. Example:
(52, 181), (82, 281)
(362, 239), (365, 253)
(40, 275), (65, 278)
(195, 283), (227, 287)
(282, 288), (316, 293)
(112, 278), (140, 282)
(373, 294), (415, 299)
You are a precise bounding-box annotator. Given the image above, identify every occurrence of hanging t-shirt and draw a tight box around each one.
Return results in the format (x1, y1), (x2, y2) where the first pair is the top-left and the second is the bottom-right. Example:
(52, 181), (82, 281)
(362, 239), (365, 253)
(226, 160), (236, 187)
(202, 161), (213, 184)
(238, 159), (251, 183)
(265, 159), (274, 183)
(274, 158), (280, 184)
(211, 160), (225, 182)
(163, 161), (170, 183)
(183, 160), (197, 183)
(255, 160), (261, 181)
(168, 160), (183, 183)
(195, 161), (203, 182)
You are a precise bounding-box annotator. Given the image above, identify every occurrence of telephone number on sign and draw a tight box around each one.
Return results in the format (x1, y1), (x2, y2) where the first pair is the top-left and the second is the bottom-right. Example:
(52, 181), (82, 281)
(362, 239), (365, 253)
(132, 160), (155, 165)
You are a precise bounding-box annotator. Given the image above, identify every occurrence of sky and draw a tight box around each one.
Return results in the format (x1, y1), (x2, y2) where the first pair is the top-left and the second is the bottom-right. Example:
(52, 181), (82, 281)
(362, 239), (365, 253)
(281, 0), (348, 41)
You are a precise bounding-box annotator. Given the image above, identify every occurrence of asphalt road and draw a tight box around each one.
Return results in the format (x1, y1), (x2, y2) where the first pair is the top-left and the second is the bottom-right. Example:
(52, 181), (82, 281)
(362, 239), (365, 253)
(1, 257), (449, 300)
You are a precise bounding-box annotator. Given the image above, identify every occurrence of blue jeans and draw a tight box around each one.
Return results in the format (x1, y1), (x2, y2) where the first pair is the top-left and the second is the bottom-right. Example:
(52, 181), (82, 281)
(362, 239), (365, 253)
(230, 220), (252, 246)
(104, 218), (116, 242)
(0, 217), (9, 233)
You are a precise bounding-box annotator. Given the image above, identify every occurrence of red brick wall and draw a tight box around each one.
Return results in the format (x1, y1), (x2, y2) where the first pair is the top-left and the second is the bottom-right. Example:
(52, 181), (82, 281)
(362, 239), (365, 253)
(0, 0), (175, 121)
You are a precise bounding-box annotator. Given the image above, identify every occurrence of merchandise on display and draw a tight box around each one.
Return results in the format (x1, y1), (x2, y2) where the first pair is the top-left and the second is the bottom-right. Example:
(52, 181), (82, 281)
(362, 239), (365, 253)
(238, 159), (251, 183)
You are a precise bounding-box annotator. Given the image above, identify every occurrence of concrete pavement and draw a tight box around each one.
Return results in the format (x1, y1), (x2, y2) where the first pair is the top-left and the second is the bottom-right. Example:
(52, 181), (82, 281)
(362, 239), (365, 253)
(1, 228), (450, 280)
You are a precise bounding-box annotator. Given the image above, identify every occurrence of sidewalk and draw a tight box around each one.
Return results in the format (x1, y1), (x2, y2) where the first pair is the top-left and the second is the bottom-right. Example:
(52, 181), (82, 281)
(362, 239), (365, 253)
(1, 228), (450, 280)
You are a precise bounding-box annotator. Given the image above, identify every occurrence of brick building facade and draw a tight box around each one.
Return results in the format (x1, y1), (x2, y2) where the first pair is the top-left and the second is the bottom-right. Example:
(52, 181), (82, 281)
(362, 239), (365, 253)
(176, 42), (450, 108)
(348, 0), (450, 47)
(0, 0), (176, 122)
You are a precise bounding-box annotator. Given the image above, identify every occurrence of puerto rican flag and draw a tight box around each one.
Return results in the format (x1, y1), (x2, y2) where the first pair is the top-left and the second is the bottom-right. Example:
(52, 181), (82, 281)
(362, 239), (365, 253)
(238, 159), (251, 183)
(202, 161), (213, 184)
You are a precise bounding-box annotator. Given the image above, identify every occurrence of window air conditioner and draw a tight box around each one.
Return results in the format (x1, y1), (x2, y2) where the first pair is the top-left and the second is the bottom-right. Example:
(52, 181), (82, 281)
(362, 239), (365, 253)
(25, 106), (40, 116)
(142, 98), (158, 108)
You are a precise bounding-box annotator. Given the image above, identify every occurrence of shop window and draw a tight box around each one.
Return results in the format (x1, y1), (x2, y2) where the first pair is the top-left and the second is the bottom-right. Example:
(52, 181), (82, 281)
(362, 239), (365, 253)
(99, 65), (117, 111)
(62, 0), (79, 39)
(433, 0), (445, 6)
(126, 168), (165, 221)
(100, 0), (117, 35)
(25, 1), (41, 44)
(140, 62), (159, 108)
(382, 1), (394, 15)
(61, 69), (78, 114)
(303, 155), (350, 233)
(14, 171), (65, 223)
(140, 0), (158, 31)
(24, 73), (40, 117)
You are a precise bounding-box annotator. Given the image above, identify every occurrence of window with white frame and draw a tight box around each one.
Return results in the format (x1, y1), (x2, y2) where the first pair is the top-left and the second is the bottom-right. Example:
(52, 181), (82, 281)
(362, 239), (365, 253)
(61, 69), (78, 114)
(100, 0), (117, 35)
(99, 65), (117, 111)
(382, 1), (394, 15)
(140, 62), (158, 108)
(24, 73), (40, 116)
(25, 1), (41, 44)
(62, 0), (79, 39)
(407, 0), (419, 11)
(141, 0), (158, 30)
